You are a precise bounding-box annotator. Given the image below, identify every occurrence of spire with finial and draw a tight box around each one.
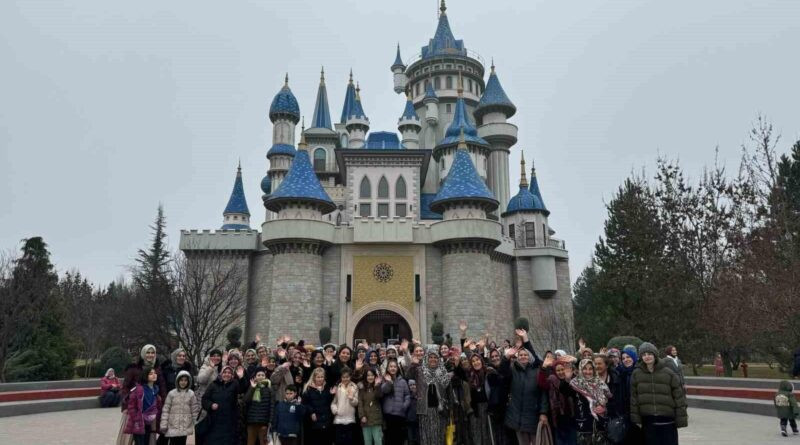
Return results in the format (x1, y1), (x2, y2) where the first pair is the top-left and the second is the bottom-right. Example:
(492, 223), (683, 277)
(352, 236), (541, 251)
(475, 61), (517, 120)
(311, 66), (332, 129)
(349, 68), (353, 83)
(440, 0), (447, 15)
(221, 162), (251, 230)
(519, 153), (528, 188)
(340, 70), (358, 123)
(284, 72), (289, 86)
(457, 127), (467, 150)
(491, 58), (496, 73)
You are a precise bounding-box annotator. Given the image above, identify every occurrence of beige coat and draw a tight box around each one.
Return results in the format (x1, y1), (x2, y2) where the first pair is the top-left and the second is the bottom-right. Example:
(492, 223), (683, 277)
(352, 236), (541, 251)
(331, 382), (359, 425)
(160, 371), (201, 437)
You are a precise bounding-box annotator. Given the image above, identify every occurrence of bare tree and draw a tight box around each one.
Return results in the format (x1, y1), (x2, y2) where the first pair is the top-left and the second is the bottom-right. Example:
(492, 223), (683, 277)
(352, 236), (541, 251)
(168, 252), (247, 366)
(529, 303), (575, 354)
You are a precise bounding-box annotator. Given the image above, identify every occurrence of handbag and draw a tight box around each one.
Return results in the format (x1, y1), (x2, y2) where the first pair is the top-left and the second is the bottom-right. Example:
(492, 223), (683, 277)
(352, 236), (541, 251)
(195, 411), (210, 437)
(606, 416), (628, 444)
(535, 421), (554, 445)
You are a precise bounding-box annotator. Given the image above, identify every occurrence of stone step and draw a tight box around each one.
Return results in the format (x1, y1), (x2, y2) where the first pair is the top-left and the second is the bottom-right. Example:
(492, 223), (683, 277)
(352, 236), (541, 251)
(687, 385), (799, 401)
(685, 376), (795, 390)
(0, 397), (100, 418)
(0, 387), (100, 403)
(688, 395), (774, 417)
(0, 379), (98, 393)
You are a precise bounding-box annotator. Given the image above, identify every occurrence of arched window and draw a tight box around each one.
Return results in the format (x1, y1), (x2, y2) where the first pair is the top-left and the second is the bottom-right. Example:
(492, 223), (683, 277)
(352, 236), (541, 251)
(360, 177), (371, 199)
(395, 176), (407, 199)
(378, 176), (389, 199)
(314, 148), (326, 171)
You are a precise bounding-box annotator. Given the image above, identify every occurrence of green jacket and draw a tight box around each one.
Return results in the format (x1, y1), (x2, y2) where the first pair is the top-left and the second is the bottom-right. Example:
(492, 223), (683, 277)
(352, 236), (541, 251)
(357, 384), (383, 426)
(630, 358), (688, 428)
(775, 380), (799, 419)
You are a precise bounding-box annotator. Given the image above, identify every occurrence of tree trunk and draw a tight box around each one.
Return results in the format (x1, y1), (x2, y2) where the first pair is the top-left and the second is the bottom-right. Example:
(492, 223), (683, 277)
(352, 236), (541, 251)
(721, 349), (734, 377)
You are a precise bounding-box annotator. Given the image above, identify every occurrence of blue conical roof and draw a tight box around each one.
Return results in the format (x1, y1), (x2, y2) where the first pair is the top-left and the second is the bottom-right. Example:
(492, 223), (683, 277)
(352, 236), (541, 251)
(528, 166), (549, 215)
(440, 97), (487, 145)
(264, 150), (335, 213)
(503, 185), (547, 216)
(475, 67), (516, 119)
(340, 77), (357, 124)
(430, 147), (497, 213)
(424, 82), (438, 101)
(400, 96), (419, 121)
(269, 75), (300, 123)
(421, 6), (465, 59)
(223, 165), (250, 216)
(349, 84), (367, 120)
(310, 69), (332, 130)
(392, 44), (405, 69)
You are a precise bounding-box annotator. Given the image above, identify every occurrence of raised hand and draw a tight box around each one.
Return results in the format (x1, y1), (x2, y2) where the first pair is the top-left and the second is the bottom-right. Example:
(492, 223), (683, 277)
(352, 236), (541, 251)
(355, 358), (364, 370)
(281, 362), (291, 369)
(255, 333), (262, 343)
(400, 339), (409, 353)
(330, 387), (337, 395)
(277, 348), (286, 359)
(236, 366), (245, 379)
(303, 358), (311, 368)
(504, 347), (518, 359)
(543, 356), (555, 369)
(459, 320), (468, 334)
(514, 328), (528, 343)
(250, 378), (257, 388)
(410, 354), (420, 365)
(384, 373), (392, 383)
(578, 338), (586, 350)
(564, 366), (574, 380)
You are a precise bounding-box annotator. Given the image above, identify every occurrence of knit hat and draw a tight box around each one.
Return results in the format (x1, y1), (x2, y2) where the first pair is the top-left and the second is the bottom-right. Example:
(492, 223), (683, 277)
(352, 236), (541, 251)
(323, 343), (337, 352)
(140, 344), (156, 361)
(638, 342), (658, 357)
(408, 379), (416, 386)
(621, 347), (638, 365)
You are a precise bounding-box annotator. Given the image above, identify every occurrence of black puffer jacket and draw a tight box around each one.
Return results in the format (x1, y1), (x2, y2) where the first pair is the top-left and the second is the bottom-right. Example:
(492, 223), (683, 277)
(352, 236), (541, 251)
(244, 383), (273, 425)
(500, 357), (549, 433)
(201, 378), (245, 445)
(303, 385), (334, 430)
(630, 358), (687, 428)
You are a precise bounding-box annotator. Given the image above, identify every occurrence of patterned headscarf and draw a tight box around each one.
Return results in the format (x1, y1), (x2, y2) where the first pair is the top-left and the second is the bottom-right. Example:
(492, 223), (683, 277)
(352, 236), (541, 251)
(569, 359), (611, 419)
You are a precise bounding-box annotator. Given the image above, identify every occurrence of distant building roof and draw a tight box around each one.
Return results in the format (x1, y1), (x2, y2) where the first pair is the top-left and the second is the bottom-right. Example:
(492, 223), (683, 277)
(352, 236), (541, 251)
(365, 131), (403, 149)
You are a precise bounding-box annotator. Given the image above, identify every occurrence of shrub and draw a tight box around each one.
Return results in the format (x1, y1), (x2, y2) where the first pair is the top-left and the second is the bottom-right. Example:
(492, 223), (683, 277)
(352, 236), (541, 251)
(99, 346), (131, 376)
(606, 336), (644, 351)
(226, 326), (243, 351)
(431, 321), (444, 345)
(515, 317), (530, 331)
(319, 327), (332, 345)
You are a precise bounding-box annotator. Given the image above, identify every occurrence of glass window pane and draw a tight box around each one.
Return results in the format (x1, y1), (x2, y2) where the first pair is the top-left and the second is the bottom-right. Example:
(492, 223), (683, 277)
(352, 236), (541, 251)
(446, 76), (453, 89)
(525, 222), (536, 246)
(378, 203), (389, 217)
(395, 177), (407, 199)
(434, 77), (441, 89)
(359, 203), (371, 217)
(378, 177), (389, 198)
(395, 203), (407, 217)
(360, 177), (371, 198)
(314, 148), (326, 171)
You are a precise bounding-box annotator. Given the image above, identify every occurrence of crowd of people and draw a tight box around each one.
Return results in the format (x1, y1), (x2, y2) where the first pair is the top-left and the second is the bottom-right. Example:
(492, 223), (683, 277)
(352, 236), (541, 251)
(108, 322), (689, 445)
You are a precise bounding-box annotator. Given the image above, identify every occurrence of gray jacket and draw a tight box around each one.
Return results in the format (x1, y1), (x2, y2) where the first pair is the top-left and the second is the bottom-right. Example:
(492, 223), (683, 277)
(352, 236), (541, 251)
(381, 376), (411, 417)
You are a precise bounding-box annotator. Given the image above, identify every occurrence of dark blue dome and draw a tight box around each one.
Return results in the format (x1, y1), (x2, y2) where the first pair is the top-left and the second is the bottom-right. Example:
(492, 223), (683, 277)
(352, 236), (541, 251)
(503, 185), (547, 216)
(269, 84), (300, 123)
(267, 143), (296, 158)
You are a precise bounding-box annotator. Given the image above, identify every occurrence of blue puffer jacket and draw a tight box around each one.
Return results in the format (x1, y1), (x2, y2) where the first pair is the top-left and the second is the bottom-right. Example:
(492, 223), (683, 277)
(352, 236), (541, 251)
(273, 399), (306, 438)
(381, 377), (411, 417)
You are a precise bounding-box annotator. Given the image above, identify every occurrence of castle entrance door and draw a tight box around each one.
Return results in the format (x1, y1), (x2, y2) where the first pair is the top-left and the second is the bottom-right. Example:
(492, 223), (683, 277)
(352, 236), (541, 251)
(352, 309), (412, 346)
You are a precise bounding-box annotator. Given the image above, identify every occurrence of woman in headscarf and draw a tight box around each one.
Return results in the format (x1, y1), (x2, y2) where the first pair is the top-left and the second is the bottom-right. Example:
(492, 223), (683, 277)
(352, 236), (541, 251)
(616, 347), (643, 445)
(160, 348), (194, 395)
(464, 353), (495, 445)
(449, 355), (473, 445)
(201, 365), (247, 445)
(194, 348), (223, 445)
(408, 346), (451, 445)
(101, 368), (122, 408)
(569, 359), (612, 445)
(546, 357), (578, 445)
(486, 348), (512, 445)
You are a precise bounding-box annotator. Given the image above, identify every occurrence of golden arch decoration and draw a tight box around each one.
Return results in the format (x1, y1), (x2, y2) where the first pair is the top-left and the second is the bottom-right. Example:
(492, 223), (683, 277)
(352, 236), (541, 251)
(346, 301), (420, 344)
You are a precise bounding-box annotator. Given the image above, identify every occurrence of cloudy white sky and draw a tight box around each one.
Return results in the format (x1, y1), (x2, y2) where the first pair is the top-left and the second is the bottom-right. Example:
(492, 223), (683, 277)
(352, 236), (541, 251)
(1, 0), (798, 287)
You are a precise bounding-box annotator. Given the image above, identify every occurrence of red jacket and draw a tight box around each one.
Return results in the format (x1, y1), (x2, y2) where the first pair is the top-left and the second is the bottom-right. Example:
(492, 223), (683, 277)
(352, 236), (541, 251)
(101, 376), (120, 393)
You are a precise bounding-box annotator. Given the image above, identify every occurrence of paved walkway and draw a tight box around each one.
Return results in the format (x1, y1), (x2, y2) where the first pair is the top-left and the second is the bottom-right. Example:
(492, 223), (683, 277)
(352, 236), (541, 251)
(0, 407), (790, 444)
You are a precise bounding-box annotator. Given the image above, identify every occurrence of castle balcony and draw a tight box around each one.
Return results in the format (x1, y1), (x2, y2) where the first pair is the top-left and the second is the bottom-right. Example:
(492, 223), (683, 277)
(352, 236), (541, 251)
(352, 216), (414, 243)
(429, 218), (503, 245)
(477, 122), (518, 147)
(260, 219), (336, 245)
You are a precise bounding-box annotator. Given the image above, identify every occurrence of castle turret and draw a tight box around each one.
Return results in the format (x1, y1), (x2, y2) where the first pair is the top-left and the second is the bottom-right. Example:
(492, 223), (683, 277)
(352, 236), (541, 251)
(345, 82), (370, 148)
(391, 43), (407, 94)
(434, 78), (490, 184)
(261, 130), (336, 342)
(398, 92), (422, 149)
(476, 63), (518, 215)
(502, 154), (557, 297)
(221, 162), (251, 230)
(423, 83), (439, 126)
(264, 74), (300, 220)
(430, 128), (501, 337)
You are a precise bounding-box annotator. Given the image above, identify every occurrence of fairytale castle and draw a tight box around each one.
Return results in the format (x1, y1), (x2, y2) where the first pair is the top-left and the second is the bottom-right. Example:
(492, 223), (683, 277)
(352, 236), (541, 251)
(180, 1), (574, 350)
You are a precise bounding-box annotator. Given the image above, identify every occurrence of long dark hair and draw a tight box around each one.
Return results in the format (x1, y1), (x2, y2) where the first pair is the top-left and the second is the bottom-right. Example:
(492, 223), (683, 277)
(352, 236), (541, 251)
(138, 366), (156, 385)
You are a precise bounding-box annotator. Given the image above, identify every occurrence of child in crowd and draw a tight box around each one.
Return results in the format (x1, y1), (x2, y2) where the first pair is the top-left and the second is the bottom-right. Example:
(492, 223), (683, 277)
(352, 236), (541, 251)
(331, 366), (359, 445)
(358, 368), (384, 445)
(125, 367), (162, 445)
(160, 370), (200, 445)
(273, 385), (306, 445)
(406, 379), (419, 445)
(775, 380), (799, 437)
(244, 369), (273, 445)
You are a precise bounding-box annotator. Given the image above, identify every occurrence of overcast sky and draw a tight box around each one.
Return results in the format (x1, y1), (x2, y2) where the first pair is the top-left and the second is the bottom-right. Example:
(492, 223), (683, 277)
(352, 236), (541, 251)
(1, 0), (798, 287)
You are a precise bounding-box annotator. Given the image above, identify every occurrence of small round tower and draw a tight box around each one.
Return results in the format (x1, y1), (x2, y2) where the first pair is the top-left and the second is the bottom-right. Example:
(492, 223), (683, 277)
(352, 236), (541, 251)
(398, 91), (422, 149)
(221, 162), (251, 230)
(390, 44), (407, 94)
(345, 82), (370, 148)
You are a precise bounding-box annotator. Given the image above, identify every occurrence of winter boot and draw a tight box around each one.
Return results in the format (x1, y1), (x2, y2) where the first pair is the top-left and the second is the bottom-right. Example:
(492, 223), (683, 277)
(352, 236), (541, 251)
(781, 425), (788, 437)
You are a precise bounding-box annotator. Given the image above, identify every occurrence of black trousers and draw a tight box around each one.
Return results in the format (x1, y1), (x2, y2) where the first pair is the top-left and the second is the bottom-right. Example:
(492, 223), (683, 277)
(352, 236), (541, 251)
(384, 413), (407, 445)
(641, 416), (677, 445)
(781, 418), (798, 431)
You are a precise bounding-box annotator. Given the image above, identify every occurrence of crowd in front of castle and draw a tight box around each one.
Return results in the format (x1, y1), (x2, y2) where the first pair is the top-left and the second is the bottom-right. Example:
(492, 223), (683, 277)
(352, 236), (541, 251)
(110, 322), (688, 445)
